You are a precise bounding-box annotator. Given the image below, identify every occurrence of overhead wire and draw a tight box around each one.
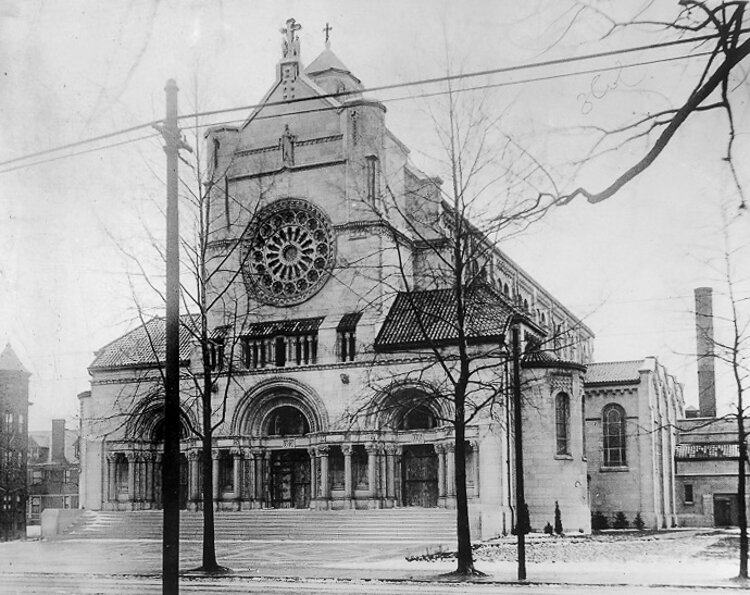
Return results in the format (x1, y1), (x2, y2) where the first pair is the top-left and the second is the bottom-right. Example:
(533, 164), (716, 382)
(0, 27), (747, 174)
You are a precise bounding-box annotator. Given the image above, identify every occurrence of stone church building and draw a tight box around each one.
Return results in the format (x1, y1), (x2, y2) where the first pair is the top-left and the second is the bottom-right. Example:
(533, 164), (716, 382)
(79, 19), (596, 539)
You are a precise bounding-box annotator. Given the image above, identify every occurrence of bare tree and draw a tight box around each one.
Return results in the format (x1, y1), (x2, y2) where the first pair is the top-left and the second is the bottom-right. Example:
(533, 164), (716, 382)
(553, 0), (749, 207)
(344, 71), (588, 578)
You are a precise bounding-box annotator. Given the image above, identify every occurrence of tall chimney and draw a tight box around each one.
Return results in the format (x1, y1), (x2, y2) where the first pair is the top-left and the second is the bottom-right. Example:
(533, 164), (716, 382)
(51, 419), (66, 463)
(695, 287), (716, 418)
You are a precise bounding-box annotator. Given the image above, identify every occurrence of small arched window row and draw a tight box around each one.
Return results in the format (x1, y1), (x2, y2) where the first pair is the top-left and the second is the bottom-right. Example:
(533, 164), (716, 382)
(602, 403), (627, 467)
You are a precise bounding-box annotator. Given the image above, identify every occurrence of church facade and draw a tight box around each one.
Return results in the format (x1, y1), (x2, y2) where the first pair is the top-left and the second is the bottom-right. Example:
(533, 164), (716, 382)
(79, 20), (595, 539)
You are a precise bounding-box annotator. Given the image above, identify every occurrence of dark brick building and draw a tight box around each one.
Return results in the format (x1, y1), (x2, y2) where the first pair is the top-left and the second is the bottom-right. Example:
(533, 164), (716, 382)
(0, 344), (30, 541)
(28, 419), (79, 524)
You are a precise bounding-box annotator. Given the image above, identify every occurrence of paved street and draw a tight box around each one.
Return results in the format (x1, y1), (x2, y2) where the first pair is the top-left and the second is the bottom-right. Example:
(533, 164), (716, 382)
(1, 529), (748, 593)
(1, 572), (744, 595)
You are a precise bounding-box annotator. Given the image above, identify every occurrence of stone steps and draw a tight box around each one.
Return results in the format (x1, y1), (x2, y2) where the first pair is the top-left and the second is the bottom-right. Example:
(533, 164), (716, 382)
(61, 509), (458, 543)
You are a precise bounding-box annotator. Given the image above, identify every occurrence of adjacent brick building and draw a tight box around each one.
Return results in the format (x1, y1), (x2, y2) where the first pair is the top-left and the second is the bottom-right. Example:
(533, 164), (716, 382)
(0, 344), (30, 541)
(27, 418), (80, 524)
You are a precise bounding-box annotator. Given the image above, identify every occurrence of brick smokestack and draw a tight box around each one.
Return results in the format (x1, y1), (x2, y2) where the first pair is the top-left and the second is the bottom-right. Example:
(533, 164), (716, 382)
(51, 419), (66, 463)
(695, 287), (716, 418)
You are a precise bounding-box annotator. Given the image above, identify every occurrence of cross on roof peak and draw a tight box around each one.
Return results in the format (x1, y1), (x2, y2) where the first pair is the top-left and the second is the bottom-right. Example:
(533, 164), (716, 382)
(280, 17), (302, 60)
(323, 22), (333, 49)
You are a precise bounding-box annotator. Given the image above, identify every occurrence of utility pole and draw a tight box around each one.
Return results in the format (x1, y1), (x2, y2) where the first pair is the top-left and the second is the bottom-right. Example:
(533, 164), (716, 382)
(511, 322), (527, 581)
(159, 78), (189, 595)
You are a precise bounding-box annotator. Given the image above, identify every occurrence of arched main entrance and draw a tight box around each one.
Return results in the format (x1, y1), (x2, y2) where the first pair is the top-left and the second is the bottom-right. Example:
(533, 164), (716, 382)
(265, 405), (312, 509)
(270, 450), (311, 508)
(402, 445), (439, 507)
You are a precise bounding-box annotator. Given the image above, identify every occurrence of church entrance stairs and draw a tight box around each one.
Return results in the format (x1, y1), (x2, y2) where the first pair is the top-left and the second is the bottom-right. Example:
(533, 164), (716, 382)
(58, 509), (457, 544)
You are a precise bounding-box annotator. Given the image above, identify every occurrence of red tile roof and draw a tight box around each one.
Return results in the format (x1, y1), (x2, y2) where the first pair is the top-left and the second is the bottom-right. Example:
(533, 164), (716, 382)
(584, 360), (643, 385)
(374, 285), (513, 351)
(89, 315), (195, 371)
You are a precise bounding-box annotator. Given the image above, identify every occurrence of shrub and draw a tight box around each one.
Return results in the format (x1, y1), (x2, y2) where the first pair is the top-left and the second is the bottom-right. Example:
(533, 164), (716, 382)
(544, 522), (554, 535)
(554, 501), (564, 535)
(613, 511), (629, 529)
(591, 511), (609, 531)
(634, 512), (645, 531)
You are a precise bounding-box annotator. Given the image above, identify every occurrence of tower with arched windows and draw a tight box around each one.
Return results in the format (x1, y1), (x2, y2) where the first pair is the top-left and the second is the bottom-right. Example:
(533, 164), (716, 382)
(79, 19), (595, 538)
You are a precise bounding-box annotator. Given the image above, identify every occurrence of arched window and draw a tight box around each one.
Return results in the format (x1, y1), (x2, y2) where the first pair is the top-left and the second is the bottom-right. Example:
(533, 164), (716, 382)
(399, 404), (436, 430)
(266, 406), (310, 436)
(555, 393), (570, 455)
(602, 404), (627, 467)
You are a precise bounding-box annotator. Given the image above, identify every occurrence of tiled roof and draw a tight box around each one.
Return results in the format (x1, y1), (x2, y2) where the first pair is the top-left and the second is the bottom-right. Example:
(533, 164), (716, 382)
(375, 285), (512, 351)
(244, 317), (324, 337)
(584, 360), (643, 385)
(89, 315), (195, 371)
(337, 312), (362, 333)
(305, 48), (351, 75)
(675, 442), (740, 460)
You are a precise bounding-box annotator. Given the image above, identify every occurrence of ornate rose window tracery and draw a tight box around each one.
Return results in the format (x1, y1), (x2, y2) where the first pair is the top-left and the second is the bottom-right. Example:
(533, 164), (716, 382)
(243, 199), (336, 306)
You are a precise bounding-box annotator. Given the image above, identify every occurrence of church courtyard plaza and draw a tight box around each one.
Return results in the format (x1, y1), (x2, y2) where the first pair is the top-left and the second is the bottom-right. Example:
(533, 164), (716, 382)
(0, 528), (747, 590)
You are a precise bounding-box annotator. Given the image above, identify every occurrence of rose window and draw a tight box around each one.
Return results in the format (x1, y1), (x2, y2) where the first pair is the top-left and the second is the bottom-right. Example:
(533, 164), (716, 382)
(243, 199), (336, 306)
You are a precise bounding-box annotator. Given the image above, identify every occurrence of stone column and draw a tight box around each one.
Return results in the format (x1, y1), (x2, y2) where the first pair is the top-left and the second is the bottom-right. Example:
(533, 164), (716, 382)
(243, 449), (254, 508)
(212, 450), (220, 503)
(445, 443), (456, 508)
(154, 453), (163, 508)
(188, 451), (199, 502)
(436, 444), (446, 501)
(232, 448), (242, 502)
(471, 441), (480, 498)
(366, 444), (378, 499)
(384, 445), (396, 503)
(106, 453), (117, 504)
(343, 444), (353, 507)
(308, 447), (317, 501)
(318, 446), (330, 506)
(144, 452), (154, 506)
(126, 452), (136, 507)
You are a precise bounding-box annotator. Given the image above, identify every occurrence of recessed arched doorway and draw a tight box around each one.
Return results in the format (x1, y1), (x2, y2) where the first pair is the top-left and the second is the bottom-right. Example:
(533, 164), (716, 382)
(265, 405), (312, 509)
(399, 403), (439, 507)
(402, 444), (439, 507)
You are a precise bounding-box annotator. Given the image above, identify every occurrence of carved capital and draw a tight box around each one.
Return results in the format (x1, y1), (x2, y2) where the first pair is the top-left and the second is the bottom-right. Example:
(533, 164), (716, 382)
(230, 447), (243, 458)
(187, 450), (200, 461)
(142, 451), (155, 462)
(385, 444), (402, 456)
(211, 450), (221, 460)
(106, 452), (119, 463)
(443, 442), (455, 453)
(125, 451), (138, 462)
(317, 445), (330, 456)
(342, 444), (353, 456)
(365, 443), (380, 455)
(434, 443), (446, 455)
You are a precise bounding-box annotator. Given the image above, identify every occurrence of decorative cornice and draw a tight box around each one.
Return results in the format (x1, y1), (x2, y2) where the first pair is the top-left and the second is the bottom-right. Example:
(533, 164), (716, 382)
(228, 159), (346, 182)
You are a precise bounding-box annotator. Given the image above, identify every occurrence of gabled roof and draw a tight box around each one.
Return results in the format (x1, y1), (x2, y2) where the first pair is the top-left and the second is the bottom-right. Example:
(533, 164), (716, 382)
(89, 315), (195, 371)
(374, 284), (513, 351)
(0, 343), (29, 374)
(584, 360), (643, 385)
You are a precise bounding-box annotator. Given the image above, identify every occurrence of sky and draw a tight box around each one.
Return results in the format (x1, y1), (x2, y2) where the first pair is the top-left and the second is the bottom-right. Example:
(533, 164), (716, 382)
(0, 0), (748, 430)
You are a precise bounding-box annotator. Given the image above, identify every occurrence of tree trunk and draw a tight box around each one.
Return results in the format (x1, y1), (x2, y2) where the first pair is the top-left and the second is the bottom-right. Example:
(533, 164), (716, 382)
(738, 406), (748, 579)
(453, 390), (477, 575)
(200, 389), (219, 571)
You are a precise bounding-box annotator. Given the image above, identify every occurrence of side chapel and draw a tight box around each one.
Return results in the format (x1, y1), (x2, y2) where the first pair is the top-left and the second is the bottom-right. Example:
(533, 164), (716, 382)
(79, 19), (595, 538)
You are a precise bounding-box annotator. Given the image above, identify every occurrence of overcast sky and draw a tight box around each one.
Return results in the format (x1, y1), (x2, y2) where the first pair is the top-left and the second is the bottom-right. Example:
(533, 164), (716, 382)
(1, 0), (748, 430)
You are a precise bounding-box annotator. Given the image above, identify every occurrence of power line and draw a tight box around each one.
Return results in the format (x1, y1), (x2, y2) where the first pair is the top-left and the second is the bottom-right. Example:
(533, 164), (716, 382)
(0, 27), (746, 173)
(0, 50), (714, 175)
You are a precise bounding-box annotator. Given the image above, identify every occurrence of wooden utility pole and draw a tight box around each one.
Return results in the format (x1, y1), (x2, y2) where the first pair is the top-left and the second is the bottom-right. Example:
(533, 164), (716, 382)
(162, 78), (181, 595)
(511, 323), (527, 581)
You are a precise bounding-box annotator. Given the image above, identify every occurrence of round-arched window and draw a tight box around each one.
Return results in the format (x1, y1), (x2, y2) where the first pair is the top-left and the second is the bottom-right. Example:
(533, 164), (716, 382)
(266, 406), (310, 436)
(399, 405), (436, 430)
